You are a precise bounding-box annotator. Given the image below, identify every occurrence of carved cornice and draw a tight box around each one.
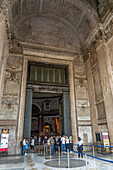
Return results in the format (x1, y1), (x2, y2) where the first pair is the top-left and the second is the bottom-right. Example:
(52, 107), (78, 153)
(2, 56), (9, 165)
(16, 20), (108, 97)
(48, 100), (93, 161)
(98, 0), (113, 21)
(82, 28), (106, 62)
(104, 18), (113, 41)
(91, 29), (106, 48)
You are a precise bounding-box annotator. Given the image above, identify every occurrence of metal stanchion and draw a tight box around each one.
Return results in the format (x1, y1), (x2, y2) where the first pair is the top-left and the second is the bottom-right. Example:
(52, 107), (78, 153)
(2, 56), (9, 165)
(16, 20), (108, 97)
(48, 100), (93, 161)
(68, 149), (70, 168)
(44, 145), (45, 159)
(58, 147), (60, 162)
(41, 145), (42, 153)
(85, 154), (88, 169)
(93, 145), (95, 157)
(50, 145), (51, 159)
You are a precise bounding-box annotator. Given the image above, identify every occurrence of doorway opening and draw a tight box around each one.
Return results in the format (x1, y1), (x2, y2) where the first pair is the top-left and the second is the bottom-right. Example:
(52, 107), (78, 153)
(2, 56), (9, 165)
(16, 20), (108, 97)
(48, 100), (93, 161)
(31, 92), (63, 137)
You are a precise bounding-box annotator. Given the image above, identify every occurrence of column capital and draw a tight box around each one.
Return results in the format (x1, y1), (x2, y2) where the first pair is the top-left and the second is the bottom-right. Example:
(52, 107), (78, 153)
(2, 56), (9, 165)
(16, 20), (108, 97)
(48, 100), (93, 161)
(63, 89), (69, 93)
(26, 86), (33, 91)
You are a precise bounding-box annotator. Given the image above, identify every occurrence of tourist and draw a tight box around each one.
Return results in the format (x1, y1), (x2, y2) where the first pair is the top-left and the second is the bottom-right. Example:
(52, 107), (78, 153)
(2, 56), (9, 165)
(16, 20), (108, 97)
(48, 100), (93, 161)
(55, 137), (60, 153)
(69, 135), (73, 151)
(31, 137), (35, 150)
(50, 135), (55, 155)
(34, 136), (37, 151)
(25, 138), (29, 155)
(22, 138), (26, 155)
(61, 135), (66, 153)
(38, 136), (41, 145)
(43, 136), (48, 153)
(30, 137), (32, 149)
(77, 137), (83, 158)
(65, 136), (70, 152)
(47, 136), (51, 153)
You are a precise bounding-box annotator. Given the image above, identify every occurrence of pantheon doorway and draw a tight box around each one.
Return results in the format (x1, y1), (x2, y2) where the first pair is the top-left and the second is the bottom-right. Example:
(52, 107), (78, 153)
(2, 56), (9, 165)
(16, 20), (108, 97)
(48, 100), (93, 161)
(23, 62), (72, 140)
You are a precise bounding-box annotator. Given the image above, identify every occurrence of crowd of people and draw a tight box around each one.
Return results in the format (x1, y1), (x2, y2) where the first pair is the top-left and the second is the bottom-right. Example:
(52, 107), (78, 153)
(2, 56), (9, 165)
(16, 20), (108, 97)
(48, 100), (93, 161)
(21, 135), (83, 158)
(30, 135), (73, 155)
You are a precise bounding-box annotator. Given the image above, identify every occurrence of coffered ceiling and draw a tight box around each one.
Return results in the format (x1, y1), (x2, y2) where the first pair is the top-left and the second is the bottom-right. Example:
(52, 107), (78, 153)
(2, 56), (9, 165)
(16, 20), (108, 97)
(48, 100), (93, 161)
(10, 0), (99, 51)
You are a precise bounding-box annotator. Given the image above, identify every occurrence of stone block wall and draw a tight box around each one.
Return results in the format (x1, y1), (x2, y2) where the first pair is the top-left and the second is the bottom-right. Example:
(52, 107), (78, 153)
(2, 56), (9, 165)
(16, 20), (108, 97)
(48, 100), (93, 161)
(0, 55), (23, 154)
(0, 20), (8, 112)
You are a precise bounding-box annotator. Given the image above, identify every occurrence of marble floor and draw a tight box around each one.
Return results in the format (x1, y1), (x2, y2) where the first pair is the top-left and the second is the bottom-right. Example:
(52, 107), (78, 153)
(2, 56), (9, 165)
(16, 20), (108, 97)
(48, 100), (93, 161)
(0, 152), (113, 170)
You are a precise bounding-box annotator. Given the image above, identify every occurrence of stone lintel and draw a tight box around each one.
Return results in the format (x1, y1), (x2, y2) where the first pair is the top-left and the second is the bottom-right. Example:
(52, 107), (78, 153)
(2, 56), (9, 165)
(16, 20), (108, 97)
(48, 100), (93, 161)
(19, 41), (78, 57)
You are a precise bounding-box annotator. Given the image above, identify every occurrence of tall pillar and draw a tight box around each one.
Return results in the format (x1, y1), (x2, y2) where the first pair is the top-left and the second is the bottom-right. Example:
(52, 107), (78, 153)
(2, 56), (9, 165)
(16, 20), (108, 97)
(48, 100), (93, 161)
(63, 90), (71, 136)
(59, 101), (63, 136)
(86, 59), (99, 143)
(96, 41), (113, 144)
(39, 115), (42, 135)
(23, 87), (33, 140)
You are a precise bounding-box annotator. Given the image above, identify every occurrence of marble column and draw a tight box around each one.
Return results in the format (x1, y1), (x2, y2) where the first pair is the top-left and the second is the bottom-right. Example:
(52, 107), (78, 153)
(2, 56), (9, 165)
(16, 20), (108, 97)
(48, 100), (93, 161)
(63, 90), (71, 136)
(23, 87), (33, 140)
(96, 42), (113, 144)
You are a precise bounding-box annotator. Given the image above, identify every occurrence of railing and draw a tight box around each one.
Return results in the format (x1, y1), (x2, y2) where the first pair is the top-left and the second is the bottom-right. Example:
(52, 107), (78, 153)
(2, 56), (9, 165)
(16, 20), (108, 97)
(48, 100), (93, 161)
(40, 144), (113, 169)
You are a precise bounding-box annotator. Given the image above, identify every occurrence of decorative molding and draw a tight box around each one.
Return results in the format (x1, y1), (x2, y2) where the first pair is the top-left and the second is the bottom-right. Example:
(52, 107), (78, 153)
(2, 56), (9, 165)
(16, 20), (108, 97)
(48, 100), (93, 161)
(82, 28), (106, 62)
(0, 120), (17, 126)
(98, 0), (113, 21)
(82, 48), (90, 62)
(0, 0), (12, 48)
(104, 18), (113, 41)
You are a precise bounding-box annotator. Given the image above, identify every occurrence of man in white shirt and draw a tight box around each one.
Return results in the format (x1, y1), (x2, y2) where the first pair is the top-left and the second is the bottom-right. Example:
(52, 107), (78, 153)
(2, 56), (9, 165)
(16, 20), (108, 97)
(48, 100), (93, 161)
(61, 135), (66, 153)
(31, 137), (35, 150)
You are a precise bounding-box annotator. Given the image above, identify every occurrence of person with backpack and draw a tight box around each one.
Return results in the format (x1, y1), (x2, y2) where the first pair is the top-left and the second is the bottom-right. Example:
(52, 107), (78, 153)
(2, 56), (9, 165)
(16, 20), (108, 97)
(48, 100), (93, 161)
(22, 138), (26, 155)
(77, 137), (83, 158)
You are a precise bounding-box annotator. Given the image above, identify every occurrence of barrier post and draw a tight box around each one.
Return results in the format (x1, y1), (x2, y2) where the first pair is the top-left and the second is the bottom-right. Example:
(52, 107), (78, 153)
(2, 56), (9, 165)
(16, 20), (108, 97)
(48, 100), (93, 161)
(41, 145), (42, 153)
(58, 147), (60, 162)
(85, 154), (88, 169)
(50, 145), (51, 159)
(93, 145), (95, 157)
(44, 144), (45, 159)
(68, 149), (70, 168)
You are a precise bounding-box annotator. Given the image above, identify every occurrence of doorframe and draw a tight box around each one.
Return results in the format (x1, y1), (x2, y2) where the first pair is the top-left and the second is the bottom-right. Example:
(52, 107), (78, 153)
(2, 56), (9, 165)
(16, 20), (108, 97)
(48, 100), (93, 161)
(16, 42), (78, 153)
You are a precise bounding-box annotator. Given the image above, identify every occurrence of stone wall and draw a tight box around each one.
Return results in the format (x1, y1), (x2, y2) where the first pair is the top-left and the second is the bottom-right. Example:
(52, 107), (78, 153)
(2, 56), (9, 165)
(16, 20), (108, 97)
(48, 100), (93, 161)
(0, 54), (23, 154)
(84, 13), (113, 144)
(0, 18), (9, 112)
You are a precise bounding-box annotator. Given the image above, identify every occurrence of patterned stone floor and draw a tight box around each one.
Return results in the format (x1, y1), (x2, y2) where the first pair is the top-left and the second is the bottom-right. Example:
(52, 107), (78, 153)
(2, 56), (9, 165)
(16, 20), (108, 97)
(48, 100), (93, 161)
(0, 152), (113, 170)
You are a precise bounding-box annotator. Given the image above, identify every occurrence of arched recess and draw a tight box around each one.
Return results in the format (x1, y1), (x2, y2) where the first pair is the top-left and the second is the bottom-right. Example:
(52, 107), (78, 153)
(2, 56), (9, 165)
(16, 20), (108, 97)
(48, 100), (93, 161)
(32, 104), (40, 117)
(10, 0), (99, 51)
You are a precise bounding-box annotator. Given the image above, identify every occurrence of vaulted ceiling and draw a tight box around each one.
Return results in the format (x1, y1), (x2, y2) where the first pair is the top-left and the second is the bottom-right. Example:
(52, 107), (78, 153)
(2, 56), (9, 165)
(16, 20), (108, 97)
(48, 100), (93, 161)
(10, 0), (99, 51)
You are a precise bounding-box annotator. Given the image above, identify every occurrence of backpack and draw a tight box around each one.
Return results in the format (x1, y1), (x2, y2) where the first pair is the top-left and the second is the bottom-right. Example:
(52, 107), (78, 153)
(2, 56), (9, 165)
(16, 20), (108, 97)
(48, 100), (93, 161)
(20, 141), (23, 147)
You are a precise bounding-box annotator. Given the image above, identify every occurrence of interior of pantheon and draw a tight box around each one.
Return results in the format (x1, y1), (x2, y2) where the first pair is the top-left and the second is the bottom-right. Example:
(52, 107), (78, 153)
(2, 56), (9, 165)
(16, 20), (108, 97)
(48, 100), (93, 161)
(0, 0), (113, 155)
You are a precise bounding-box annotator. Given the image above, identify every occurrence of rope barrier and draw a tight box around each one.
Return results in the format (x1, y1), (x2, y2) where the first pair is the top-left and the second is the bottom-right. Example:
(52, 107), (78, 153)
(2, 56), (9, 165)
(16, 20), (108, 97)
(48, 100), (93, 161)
(73, 144), (113, 148)
(42, 144), (113, 164)
(71, 150), (113, 164)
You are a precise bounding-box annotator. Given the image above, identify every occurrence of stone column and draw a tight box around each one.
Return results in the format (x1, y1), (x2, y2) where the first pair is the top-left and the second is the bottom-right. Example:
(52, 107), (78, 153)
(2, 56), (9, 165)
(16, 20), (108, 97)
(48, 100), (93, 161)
(68, 62), (77, 143)
(23, 87), (33, 140)
(86, 59), (99, 143)
(96, 41), (113, 144)
(63, 90), (71, 136)
(39, 115), (42, 135)
(59, 101), (63, 136)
